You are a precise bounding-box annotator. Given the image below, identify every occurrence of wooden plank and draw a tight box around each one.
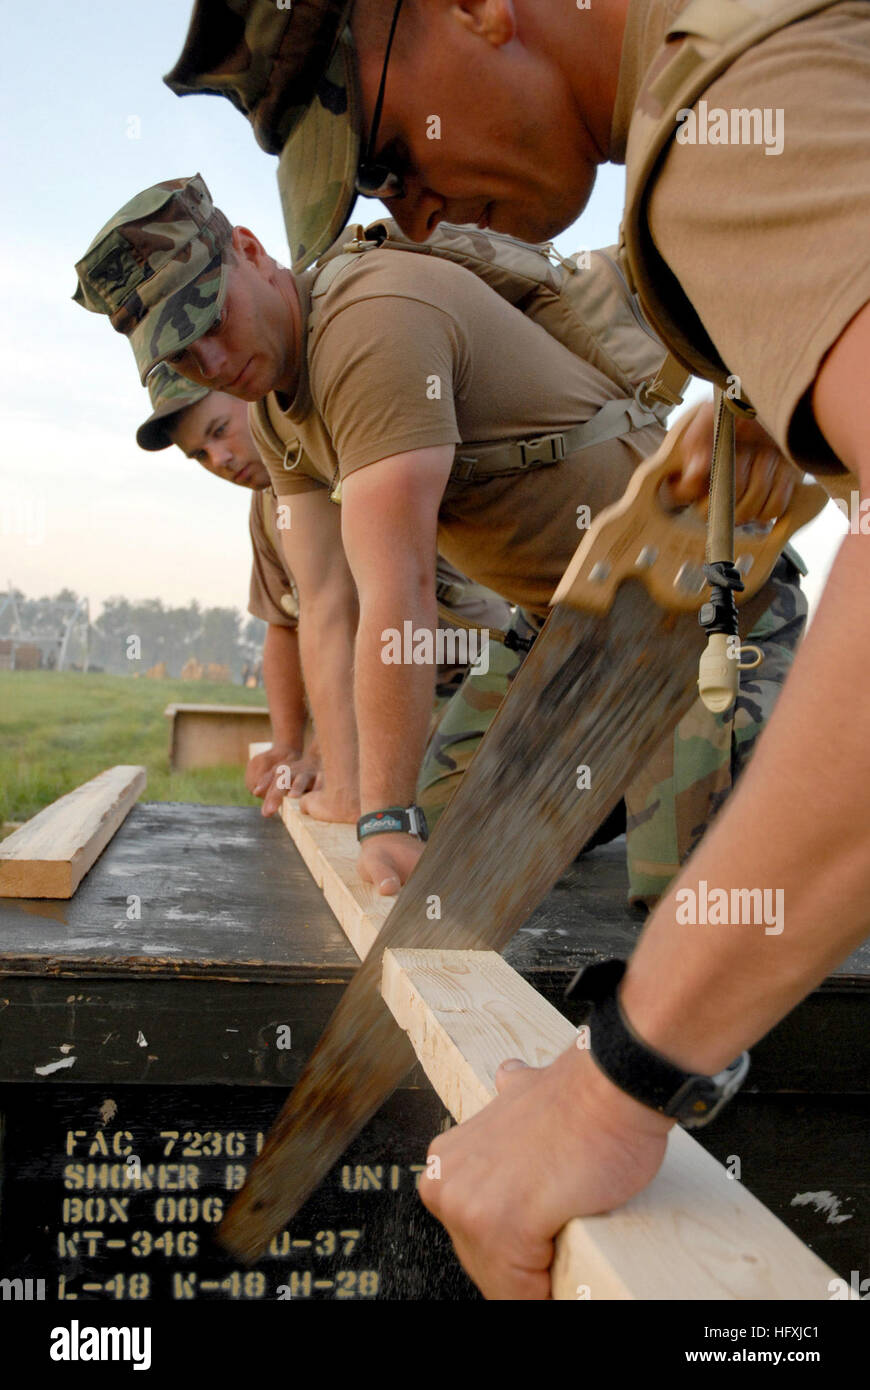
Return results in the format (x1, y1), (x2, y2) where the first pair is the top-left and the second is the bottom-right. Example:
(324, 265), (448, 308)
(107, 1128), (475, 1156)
(381, 947), (839, 1301)
(280, 800), (392, 959)
(0, 766), (146, 899)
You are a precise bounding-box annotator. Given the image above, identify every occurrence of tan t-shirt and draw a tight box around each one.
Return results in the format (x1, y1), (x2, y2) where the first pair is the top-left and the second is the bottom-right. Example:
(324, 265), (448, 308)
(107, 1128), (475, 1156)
(247, 488), (299, 628)
(249, 252), (664, 617)
(612, 0), (870, 472)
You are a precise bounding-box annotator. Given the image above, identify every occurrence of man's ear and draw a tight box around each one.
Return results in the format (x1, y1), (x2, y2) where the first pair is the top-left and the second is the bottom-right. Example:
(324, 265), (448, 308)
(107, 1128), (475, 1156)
(450, 0), (516, 46)
(231, 225), (268, 267)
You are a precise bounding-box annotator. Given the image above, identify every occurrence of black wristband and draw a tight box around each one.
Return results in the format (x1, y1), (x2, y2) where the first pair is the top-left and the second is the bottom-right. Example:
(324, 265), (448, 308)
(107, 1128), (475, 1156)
(565, 958), (749, 1128)
(357, 805), (429, 843)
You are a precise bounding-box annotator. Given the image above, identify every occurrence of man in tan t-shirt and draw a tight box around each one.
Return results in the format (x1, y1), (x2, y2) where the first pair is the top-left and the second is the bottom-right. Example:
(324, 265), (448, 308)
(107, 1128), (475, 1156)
(74, 176), (802, 911)
(158, 1), (870, 1300)
(135, 360), (513, 817)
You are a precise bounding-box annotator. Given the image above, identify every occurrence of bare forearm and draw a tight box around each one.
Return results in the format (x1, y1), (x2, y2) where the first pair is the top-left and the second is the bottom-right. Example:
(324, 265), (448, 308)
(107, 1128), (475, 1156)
(355, 590), (437, 810)
(261, 623), (307, 749)
(298, 602), (359, 797)
(621, 529), (870, 1072)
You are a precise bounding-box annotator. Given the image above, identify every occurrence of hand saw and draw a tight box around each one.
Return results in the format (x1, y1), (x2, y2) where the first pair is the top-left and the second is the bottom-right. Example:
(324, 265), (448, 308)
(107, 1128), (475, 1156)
(219, 408), (827, 1263)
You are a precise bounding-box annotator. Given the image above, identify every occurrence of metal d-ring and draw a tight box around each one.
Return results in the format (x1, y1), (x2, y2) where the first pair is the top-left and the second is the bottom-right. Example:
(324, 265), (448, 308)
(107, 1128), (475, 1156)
(283, 439), (304, 472)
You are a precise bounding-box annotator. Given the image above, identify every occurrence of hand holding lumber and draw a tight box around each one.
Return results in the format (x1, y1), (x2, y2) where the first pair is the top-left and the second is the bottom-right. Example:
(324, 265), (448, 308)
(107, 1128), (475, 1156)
(383, 949), (837, 1301)
(298, 783), (360, 824)
(357, 832), (425, 897)
(247, 743), (319, 817)
(419, 1022), (671, 1301)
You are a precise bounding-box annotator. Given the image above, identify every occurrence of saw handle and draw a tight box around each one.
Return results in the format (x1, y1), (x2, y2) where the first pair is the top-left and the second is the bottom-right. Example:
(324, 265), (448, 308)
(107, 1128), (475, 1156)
(552, 406), (828, 615)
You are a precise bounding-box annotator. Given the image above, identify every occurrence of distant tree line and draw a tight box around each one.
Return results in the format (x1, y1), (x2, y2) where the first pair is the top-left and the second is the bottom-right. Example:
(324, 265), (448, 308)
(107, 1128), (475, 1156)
(0, 588), (266, 678)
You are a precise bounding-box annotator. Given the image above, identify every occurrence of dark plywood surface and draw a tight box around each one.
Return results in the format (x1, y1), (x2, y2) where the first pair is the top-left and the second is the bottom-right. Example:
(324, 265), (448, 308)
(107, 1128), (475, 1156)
(1, 802), (867, 983)
(0, 804), (357, 983)
(0, 809), (865, 1305)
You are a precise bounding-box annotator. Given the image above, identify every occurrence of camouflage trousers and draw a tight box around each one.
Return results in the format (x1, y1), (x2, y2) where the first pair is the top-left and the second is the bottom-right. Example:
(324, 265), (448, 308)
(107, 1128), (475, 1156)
(417, 552), (807, 908)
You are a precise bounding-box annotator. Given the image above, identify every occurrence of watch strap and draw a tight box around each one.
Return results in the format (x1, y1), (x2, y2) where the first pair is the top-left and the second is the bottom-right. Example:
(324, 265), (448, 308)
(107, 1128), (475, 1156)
(566, 958), (749, 1127)
(357, 805), (429, 843)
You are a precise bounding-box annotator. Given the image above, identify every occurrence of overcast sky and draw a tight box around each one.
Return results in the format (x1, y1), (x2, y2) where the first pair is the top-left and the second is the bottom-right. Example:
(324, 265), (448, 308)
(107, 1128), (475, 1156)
(0, 1), (844, 620)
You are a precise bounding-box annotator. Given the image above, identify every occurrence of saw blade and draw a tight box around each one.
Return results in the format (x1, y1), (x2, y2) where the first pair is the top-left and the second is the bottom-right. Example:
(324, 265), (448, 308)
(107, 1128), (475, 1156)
(220, 579), (774, 1262)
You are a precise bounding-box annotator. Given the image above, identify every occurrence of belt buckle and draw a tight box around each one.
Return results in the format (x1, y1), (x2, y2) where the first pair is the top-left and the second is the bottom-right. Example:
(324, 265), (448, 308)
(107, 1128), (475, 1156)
(518, 433), (566, 468)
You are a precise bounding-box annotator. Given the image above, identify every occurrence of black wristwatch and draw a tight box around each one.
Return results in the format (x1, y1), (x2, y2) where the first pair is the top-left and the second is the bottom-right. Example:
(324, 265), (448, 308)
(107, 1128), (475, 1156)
(357, 804), (429, 843)
(565, 958), (749, 1129)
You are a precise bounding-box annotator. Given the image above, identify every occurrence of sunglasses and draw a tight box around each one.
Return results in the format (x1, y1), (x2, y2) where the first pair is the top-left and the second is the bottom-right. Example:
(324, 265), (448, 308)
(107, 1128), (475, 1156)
(355, 0), (407, 200)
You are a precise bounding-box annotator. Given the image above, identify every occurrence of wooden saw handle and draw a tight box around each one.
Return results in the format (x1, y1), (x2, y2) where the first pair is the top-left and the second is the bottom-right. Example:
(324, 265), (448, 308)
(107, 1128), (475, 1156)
(552, 406), (828, 615)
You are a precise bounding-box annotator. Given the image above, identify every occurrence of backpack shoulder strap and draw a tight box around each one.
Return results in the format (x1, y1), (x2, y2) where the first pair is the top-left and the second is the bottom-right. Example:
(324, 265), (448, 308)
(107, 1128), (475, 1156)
(620, 0), (847, 387)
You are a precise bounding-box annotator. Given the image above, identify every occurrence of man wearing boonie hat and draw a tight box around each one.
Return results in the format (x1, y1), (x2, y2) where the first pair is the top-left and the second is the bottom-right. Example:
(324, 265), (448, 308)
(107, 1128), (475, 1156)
(74, 166), (816, 1298)
(164, 1), (361, 274)
(74, 173), (804, 898)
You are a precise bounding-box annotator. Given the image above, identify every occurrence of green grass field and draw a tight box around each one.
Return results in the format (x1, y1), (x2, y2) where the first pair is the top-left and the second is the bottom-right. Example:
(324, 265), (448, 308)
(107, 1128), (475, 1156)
(0, 671), (269, 824)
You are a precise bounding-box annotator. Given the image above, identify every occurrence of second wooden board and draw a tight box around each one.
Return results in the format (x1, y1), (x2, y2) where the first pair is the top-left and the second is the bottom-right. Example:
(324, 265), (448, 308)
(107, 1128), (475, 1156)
(0, 765), (147, 899)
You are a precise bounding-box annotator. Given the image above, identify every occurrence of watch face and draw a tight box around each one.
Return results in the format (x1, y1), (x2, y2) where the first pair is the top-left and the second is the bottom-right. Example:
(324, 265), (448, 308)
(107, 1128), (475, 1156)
(665, 1076), (715, 1126)
(669, 1054), (750, 1129)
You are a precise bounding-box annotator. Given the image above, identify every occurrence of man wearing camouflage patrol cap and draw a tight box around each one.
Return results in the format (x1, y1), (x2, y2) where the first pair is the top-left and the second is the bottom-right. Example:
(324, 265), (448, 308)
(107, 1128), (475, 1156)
(137, 362), (319, 813)
(75, 169), (820, 1300)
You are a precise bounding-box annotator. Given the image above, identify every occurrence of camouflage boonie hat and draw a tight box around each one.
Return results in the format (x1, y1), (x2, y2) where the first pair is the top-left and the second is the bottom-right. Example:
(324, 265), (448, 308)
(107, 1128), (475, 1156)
(136, 362), (210, 452)
(73, 174), (232, 383)
(276, 33), (360, 272)
(165, 1), (358, 271)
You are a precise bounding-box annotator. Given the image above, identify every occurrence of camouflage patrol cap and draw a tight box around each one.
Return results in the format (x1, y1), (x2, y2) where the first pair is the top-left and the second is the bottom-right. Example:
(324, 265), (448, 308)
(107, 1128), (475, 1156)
(165, 1), (358, 271)
(136, 362), (210, 452)
(73, 174), (233, 384)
